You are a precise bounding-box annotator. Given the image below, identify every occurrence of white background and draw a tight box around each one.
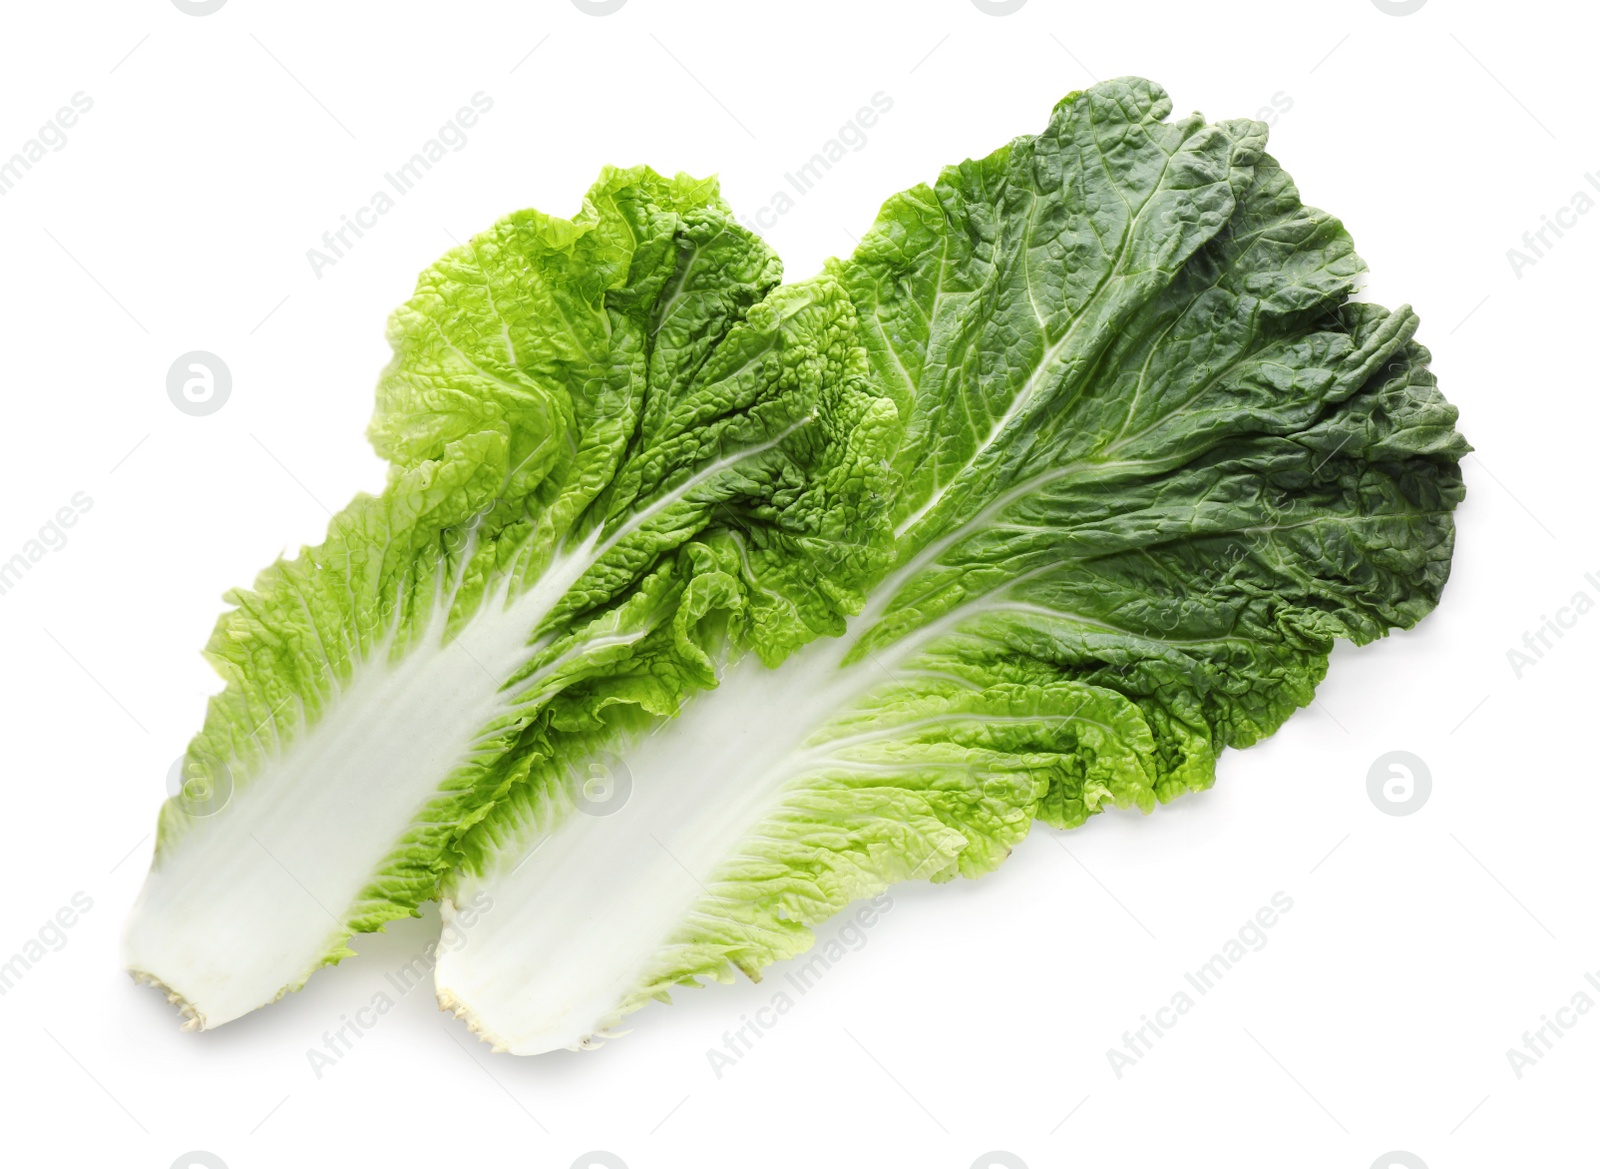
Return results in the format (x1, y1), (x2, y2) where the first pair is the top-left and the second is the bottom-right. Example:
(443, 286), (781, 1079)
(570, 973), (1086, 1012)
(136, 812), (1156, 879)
(0, 1), (1593, 1166)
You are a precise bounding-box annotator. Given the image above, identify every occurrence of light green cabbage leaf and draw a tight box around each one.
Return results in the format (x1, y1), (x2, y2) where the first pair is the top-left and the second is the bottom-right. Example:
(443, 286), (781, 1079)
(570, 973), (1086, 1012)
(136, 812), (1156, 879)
(124, 166), (894, 1028)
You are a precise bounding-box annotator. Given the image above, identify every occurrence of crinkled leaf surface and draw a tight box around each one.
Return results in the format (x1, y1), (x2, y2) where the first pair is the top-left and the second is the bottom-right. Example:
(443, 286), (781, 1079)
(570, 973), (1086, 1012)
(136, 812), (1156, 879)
(124, 166), (894, 1028)
(435, 79), (1468, 1054)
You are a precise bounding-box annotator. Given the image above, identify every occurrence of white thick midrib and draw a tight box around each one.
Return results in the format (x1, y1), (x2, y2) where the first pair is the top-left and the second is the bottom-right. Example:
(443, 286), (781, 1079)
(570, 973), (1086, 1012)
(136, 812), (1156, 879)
(120, 536), (604, 1030)
(437, 573), (1015, 1053)
(435, 633), (869, 1053)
